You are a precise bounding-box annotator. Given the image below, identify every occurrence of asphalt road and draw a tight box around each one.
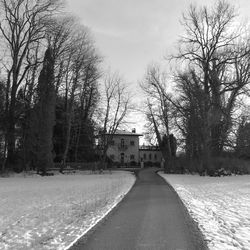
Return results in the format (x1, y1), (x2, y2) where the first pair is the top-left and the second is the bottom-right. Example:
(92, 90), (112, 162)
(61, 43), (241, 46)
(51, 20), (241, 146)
(70, 168), (208, 250)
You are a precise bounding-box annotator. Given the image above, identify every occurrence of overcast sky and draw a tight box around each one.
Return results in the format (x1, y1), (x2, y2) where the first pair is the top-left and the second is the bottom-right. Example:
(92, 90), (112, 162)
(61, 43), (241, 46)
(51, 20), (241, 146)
(66, 0), (250, 135)
(66, 0), (250, 84)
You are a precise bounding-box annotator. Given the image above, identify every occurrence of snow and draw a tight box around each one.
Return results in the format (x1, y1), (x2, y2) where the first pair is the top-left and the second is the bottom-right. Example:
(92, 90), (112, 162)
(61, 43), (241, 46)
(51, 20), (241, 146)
(159, 173), (250, 250)
(0, 171), (135, 250)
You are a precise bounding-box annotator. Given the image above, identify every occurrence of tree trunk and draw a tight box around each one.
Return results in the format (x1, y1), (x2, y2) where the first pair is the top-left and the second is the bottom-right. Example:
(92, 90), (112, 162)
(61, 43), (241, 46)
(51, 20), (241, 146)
(6, 100), (16, 167)
(62, 111), (73, 166)
(74, 120), (82, 162)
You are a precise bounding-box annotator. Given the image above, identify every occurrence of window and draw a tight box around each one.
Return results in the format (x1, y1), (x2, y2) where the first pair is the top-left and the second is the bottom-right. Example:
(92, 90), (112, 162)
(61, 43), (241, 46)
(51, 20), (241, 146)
(149, 154), (152, 160)
(120, 153), (124, 163)
(121, 138), (125, 147)
(130, 154), (135, 160)
(130, 140), (135, 146)
(154, 154), (157, 160)
(143, 154), (146, 160)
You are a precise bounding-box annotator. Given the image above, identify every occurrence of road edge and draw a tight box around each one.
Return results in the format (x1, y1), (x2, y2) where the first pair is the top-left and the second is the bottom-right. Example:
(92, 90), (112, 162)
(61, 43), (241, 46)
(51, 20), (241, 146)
(66, 170), (138, 250)
(156, 170), (209, 250)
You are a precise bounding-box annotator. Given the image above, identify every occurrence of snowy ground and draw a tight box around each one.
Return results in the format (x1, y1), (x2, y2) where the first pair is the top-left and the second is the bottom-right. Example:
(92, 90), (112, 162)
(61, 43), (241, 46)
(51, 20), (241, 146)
(0, 171), (135, 250)
(159, 173), (250, 250)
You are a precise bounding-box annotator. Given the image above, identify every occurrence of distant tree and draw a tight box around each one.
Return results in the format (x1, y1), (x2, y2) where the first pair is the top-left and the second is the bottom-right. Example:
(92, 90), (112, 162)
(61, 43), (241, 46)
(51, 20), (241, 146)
(0, 81), (5, 130)
(161, 134), (177, 157)
(0, 82), (5, 124)
(0, 81), (6, 170)
(71, 118), (97, 162)
(235, 117), (250, 158)
(72, 78), (100, 162)
(58, 27), (101, 167)
(141, 65), (176, 173)
(174, 71), (206, 166)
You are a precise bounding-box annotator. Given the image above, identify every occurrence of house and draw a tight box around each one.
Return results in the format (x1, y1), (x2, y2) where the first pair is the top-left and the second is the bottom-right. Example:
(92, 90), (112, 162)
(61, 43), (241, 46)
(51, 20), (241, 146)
(139, 145), (162, 167)
(103, 129), (142, 166)
(98, 128), (163, 166)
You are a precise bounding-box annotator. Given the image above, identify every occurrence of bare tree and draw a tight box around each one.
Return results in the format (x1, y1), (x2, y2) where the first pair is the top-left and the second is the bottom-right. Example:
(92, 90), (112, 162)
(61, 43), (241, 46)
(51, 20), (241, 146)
(174, 0), (250, 172)
(141, 65), (176, 172)
(98, 71), (132, 168)
(174, 70), (208, 172)
(72, 57), (101, 162)
(0, 81), (6, 172)
(235, 115), (250, 158)
(56, 26), (101, 168)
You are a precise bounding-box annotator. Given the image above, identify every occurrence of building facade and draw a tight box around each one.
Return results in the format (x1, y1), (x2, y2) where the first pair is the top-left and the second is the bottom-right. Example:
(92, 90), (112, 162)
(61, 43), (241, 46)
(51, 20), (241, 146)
(139, 145), (162, 166)
(104, 129), (142, 165)
(100, 129), (163, 166)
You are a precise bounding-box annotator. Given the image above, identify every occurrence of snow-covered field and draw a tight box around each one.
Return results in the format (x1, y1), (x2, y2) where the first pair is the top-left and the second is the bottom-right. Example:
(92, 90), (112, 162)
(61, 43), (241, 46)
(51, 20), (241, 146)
(159, 173), (250, 250)
(0, 171), (135, 250)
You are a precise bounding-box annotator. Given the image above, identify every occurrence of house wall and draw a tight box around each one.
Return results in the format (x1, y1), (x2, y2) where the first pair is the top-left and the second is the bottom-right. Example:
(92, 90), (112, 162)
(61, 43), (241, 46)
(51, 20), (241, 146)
(139, 150), (162, 163)
(103, 132), (163, 166)
(106, 135), (140, 164)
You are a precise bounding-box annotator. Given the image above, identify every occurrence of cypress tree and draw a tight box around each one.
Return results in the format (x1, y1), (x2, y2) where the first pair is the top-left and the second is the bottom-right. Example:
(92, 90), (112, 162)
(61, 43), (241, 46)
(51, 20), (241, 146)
(36, 47), (55, 175)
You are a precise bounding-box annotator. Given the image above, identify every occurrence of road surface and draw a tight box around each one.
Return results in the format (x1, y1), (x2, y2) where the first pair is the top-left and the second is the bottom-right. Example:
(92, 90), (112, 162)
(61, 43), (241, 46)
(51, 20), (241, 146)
(70, 168), (208, 250)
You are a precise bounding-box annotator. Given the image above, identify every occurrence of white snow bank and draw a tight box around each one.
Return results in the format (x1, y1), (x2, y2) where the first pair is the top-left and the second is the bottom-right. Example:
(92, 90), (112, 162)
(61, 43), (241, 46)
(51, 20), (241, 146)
(159, 173), (250, 250)
(0, 171), (135, 250)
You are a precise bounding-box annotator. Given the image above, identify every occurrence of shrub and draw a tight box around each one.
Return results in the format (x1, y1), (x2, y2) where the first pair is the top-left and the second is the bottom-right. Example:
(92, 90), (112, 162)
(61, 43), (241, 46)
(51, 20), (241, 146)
(172, 156), (250, 175)
(211, 157), (250, 175)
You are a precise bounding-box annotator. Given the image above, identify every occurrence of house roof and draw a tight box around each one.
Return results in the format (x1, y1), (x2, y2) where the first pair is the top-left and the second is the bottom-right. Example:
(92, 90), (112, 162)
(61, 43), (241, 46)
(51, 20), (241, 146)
(102, 129), (143, 136)
(115, 130), (143, 136)
(139, 145), (160, 151)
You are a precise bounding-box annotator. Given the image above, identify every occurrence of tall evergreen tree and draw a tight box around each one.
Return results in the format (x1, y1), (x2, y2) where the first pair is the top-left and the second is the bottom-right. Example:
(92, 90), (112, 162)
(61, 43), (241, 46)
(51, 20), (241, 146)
(36, 47), (56, 175)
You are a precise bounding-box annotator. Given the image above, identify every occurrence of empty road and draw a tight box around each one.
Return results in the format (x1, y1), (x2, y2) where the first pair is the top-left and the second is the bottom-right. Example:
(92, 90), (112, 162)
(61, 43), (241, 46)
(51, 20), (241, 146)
(70, 168), (208, 250)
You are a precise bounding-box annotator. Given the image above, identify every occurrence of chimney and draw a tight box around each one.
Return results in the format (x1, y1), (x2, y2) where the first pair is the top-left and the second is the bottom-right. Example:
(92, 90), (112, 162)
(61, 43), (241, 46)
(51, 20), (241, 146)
(132, 128), (136, 133)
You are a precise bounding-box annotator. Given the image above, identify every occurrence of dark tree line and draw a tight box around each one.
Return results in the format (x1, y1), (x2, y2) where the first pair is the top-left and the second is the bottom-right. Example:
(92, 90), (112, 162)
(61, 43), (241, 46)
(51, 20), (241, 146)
(0, 0), (133, 174)
(0, 0), (105, 174)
